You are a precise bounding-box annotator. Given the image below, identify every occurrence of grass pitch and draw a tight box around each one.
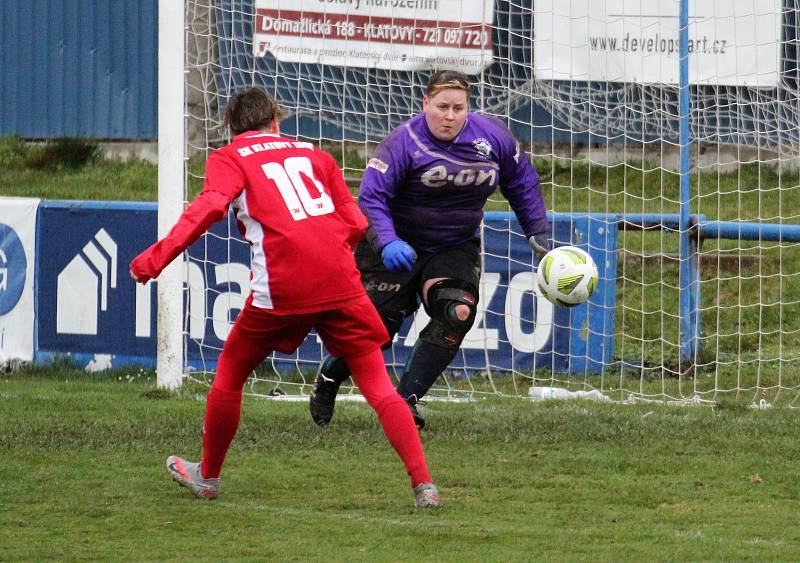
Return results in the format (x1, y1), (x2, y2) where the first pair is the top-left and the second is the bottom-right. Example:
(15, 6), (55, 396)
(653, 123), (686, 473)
(2, 363), (800, 561)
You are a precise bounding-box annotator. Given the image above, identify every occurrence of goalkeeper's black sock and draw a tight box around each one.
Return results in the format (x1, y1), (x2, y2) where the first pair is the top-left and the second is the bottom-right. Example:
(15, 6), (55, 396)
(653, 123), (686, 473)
(319, 355), (352, 385)
(395, 340), (456, 401)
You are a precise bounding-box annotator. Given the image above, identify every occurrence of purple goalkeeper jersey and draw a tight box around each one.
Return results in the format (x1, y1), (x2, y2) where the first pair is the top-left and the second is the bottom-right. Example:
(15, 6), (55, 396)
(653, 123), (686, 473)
(358, 112), (548, 254)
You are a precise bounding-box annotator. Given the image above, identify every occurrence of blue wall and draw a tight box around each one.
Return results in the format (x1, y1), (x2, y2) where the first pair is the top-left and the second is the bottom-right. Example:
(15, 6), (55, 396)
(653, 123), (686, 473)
(0, 0), (157, 139)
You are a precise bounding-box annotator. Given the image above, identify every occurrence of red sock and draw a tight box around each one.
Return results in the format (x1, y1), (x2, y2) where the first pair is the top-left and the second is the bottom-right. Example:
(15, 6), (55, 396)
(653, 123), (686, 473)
(347, 350), (433, 488)
(199, 309), (271, 479)
(200, 386), (242, 479)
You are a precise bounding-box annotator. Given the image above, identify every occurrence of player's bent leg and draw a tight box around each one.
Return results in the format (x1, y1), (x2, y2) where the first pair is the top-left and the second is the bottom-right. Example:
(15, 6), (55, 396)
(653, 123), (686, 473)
(346, 348), (439, 507)
(309, 355), (352, 426)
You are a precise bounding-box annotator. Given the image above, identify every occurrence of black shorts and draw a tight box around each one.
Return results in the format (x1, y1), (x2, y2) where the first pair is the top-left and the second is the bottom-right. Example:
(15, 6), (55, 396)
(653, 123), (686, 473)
(354, 238), (481, 338)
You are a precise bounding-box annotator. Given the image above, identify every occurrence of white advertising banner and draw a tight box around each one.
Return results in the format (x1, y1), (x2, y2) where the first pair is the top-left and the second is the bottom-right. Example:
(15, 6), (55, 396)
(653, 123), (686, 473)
(534, 0), (781, 86)
(0, 197), (39, 364)
(253, 0), (493, 74)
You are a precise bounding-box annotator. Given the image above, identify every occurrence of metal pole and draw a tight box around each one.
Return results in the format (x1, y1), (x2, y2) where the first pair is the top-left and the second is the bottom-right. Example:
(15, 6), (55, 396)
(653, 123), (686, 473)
(678, 0), (699, 367)
(156, 0), (185, 389)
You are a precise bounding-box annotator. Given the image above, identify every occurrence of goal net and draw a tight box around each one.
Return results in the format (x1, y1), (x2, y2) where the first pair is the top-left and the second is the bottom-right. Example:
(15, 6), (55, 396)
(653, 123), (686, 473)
(169, 0), (800, 407)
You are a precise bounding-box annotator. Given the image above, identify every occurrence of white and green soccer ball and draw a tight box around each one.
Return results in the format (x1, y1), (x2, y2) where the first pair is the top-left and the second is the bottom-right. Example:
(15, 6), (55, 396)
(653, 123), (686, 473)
(536, 246), (599, 307)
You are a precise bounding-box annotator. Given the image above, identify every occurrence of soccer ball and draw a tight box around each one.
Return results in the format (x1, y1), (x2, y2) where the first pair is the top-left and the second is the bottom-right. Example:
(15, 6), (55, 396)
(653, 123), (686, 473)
(536, 246), (599, 307)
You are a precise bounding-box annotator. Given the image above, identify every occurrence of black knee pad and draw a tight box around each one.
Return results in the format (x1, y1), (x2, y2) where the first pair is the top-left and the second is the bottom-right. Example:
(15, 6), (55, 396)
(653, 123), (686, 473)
(420, 279), (478, 349)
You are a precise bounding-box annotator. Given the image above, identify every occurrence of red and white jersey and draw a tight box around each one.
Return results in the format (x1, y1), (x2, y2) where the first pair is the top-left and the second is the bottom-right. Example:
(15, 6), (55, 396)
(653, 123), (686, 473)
(131, 131), (368, 312)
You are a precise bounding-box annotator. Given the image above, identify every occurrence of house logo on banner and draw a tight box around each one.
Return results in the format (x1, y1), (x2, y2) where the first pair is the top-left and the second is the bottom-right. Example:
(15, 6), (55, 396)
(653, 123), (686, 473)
(0, 223), (28, 316)
(56, 228), (118, 335)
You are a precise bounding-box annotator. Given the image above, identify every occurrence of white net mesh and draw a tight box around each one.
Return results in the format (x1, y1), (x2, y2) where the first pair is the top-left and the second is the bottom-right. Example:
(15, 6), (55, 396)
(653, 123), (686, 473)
(179, 0), (800, 406)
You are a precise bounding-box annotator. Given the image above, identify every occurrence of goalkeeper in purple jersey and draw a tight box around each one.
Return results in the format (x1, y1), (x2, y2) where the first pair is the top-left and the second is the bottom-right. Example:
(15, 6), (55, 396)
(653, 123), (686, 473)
(309, 70), (550, 429)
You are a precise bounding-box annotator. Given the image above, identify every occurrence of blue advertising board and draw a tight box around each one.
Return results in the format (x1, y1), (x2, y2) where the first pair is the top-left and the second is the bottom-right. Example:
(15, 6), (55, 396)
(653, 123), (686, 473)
(35, 202), (617, 375)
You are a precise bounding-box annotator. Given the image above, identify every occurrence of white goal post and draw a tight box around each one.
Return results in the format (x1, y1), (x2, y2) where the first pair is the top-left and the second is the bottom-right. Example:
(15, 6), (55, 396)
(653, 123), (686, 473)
(156, 0), (185, 389)
(157, 0), (800, 407)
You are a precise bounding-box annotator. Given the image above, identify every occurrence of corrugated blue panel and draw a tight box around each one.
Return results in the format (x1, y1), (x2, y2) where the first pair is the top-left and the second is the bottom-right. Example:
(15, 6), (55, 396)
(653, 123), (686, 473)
(0, 0), (157, 140)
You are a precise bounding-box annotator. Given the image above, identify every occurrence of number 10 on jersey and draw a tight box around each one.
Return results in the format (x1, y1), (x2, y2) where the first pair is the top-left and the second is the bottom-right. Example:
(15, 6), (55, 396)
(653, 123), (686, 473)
(262, 156), (334, 220)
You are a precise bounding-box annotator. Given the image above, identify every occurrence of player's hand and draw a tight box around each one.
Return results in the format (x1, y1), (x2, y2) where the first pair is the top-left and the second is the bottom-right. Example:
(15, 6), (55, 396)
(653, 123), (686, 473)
(129, 258), (152, 284)
(528, 233), (550, 260)
(381, 240), (417, 272)
(130, 267), (150, 284)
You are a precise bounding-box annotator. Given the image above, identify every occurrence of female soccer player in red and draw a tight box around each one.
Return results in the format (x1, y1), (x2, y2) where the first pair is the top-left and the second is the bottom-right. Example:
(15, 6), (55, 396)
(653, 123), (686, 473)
(130, 87), (439, 508)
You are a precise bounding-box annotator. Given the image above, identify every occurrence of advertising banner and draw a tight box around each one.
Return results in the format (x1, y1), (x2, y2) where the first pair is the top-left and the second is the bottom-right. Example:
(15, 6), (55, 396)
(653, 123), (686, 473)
(0, 197), (39, 364)
(534, 0), (781, 86)
(36, 202), (158, 370)
(253, 0), (494, 74)
(36, 202), (616, 375)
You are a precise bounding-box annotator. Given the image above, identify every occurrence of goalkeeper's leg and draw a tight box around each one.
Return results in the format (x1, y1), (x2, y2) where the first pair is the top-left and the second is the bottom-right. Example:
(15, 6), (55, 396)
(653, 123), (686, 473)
(309, 355), (351, 426)
(309, 240), (420, 426)
(395, 340), (458, 429)
(395, 278), (478, 428)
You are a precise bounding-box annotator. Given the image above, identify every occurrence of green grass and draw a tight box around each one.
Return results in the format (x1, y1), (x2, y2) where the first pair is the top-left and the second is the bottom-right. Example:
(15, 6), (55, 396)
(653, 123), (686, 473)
(2, 363), (800, 561)
(0, 135), (157, 200)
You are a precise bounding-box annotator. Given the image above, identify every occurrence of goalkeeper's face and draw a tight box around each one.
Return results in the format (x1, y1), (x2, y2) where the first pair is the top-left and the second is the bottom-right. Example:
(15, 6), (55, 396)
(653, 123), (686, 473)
(423, 89), (469, 141)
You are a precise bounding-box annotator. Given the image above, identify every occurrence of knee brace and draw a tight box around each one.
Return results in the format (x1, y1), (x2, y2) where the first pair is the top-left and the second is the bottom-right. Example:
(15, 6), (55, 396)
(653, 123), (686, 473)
(420, 279), (478, 350)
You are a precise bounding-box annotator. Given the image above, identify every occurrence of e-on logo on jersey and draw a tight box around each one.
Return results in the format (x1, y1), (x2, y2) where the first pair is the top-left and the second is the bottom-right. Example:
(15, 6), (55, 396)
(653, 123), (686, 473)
(364, 280), (401, 293)
(421, 165), (497, 188)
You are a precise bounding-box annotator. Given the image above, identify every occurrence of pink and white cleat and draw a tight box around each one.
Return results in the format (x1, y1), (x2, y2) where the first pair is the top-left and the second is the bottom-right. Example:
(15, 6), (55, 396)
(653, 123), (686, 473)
(414, 483), (440, 508)
(166, 455), (219, 500)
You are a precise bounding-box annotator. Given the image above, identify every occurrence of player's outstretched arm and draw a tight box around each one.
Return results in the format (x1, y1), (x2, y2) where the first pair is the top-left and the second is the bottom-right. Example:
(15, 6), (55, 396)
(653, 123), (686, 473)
(130, 153), (245, 284)
(129, 190), (231, 284)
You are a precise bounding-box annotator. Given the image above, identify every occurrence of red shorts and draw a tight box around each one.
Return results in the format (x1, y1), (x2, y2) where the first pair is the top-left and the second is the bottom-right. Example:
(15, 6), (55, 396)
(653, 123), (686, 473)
(232, 293), (389, 358)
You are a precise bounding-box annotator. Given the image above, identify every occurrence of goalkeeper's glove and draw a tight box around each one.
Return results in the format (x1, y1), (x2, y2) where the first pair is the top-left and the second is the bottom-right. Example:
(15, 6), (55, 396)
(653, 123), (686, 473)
(381, 239), (417, 272)
(528, 233), (550, 260)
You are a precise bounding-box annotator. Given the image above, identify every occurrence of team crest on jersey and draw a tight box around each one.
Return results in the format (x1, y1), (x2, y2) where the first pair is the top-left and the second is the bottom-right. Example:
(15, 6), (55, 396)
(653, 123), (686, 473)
(472, 138), (493, 158)
(367, 158), (389, 173)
